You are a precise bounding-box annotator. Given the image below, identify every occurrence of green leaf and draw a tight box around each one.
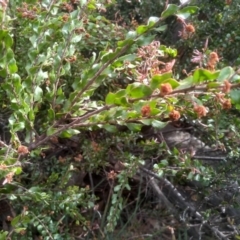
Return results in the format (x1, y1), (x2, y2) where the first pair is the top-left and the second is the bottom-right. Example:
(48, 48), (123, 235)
(36, 69), (48, 83)
(161, 4), (179, 18)
(4, 33), (13, 48)
(0, 231), (8, 238)
(162, 78), (180, 89)
(14, 167), (22, 175)
(217, 66), (234, 82)
(12, 122), (25, 132)
(151, 120), (168, 129)
(160, 45), (177, 57)
(151, 108), (162, 115)
(112, 54), (136, 68)
(153, 24), (167, 32)
(176, 6), (199, 19)
(126, 123), (142, 131)
(60, 129), (80, 138)
(175, 76), (194, 90)
(70, 9), (81, 19)
(139, 119), (152, 125)
(115, 89), (127, 98)
(147, 16), (159, 27)
(136, 34), (155, 46)
(8, 59), (18, 73)
(114, 97), (129, 106)
(125, 31), (137, 40)
(194, 174), (200, 181)
(150, 72), (172, 89)
(103, 124), (117, 133)
(0, 68), (7, 77)
(187, 171), (194, 180)
(125, 183), (131, 190)
(34, 86), (43, 101)
(6, 48), (14, 61)
(0, 30), (13, 48)
(27, 66), (38, 75)
(71, 35), (83, 43)
(11, 215), (22, 227)
(105, 92), (115, 105)
(28, 109), (35, 121)
(156, 168), (164, 177)
(127, 111), (140, 119)
(230, 89), (240, 104)
(47, 126), (56, 136)
(29, 35), (38, 48)
(232, 74), (240, 82)
(100, 49), (121, 63)
(28, 49), (39, 62)
(193, 69), (219, 83)
(207, 82), (221, 89)
(118, 38), (134, 47)
(136, 25), (149, 34)
(127, 83), (152, 98)
(114, 185), (121, 192)
(48, 108), (55, 121)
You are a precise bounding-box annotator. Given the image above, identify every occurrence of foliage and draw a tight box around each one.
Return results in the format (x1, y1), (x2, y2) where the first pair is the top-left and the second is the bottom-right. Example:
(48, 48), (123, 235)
(0, 0), (240, 239)
(193, 0), (240, 64)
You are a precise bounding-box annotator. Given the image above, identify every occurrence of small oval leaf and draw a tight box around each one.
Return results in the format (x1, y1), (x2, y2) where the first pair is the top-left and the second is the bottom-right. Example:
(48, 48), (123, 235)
(161, 4), (179, 18)
(176, 6), (199, 19)
(147, 16), (160, 27)
(217, 67), (234, 82)
(34, 86), (43, 101)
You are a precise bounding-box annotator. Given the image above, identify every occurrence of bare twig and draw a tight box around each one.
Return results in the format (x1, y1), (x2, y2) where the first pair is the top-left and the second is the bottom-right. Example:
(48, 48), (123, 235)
(29, 105), (112, 150)
(148, 176), (178, 215)
(140, 166), (230, 240)
(164, 0), (169, 11)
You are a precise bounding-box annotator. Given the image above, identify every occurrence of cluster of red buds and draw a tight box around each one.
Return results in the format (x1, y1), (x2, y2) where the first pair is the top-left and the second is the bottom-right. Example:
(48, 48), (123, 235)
(169, 110), (181, 121)
(17, 2), (37, 20)
(216, 92), (232, 110)
(60, 0), (79, 13)
(177, 18), (195, 39)
(207, 52), (219, 71)
(194, 105), (208, 118)
(141, 105), (151, 117)
(136, 41), (175, 84)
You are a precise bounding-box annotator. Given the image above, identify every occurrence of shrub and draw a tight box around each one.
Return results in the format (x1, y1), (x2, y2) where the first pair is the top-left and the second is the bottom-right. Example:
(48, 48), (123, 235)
(0, 0), (240, 239)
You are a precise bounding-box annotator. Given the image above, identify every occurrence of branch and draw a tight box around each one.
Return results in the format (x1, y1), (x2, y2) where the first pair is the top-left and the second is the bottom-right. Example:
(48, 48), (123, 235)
(148, 176), (178, 215)
(67, 14), (168, 115)
(140, 166), (230, 239)
(68, 44), (131, 113)
(29, 105), (112, 150)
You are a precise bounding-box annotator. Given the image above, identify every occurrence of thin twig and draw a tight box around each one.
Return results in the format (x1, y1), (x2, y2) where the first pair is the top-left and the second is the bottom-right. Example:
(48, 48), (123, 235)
(68, 44), (131, 113)
(140, 166), (230, 240)
(52, 30), (75, 108)
(29, 105), (112, 150)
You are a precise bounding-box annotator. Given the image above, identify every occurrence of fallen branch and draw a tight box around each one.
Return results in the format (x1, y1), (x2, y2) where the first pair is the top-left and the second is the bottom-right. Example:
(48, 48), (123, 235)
(140, 166), (230, 240)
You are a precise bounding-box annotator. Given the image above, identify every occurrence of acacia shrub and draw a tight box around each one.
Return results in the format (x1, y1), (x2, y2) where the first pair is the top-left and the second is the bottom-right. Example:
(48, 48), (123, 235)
(0, 0), (240, 239)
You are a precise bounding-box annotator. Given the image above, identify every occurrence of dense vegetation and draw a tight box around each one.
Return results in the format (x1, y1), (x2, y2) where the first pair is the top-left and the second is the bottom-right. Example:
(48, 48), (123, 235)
(1, 0), (240, 239)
